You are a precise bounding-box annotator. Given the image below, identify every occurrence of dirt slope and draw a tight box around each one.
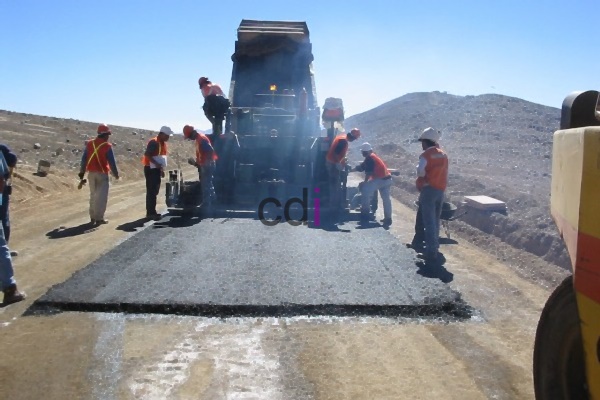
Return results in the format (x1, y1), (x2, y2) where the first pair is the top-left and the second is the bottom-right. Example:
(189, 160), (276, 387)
(344, 92), (569, 269)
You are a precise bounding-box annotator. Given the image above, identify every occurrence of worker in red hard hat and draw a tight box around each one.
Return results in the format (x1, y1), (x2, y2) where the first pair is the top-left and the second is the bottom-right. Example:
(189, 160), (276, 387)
(183, 125), (217, 208)
(325, 127), (360, 213)
(354, 142), (393, 227)
(78, 123), (120, 225)
(198, 77), (230, 138)
(141, 126), (173, 220)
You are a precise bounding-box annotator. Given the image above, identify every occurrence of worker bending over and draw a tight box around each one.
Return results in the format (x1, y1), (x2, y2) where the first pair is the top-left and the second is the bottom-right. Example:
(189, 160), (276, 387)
(198, 76), (230, 137)
(354, 143), (393, 226)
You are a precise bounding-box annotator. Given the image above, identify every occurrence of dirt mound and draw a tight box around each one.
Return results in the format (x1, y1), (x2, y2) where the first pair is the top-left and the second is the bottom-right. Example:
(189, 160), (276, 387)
(0, 110), (196, 208)
(344, 92), (570, 269)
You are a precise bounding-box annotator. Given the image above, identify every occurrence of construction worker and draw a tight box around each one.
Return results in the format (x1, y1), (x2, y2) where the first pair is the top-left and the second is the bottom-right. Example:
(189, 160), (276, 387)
(142, 126), (173, 220)
(0, 150), (25, 306)
(198, 76), (230, 137)
(79, 123), (120, 225)
(0, 143), (17, 248)
(326, 128), (360, 211)
(183, 125), (217, 207)
(354, 142), (393, 226)
(414, 127), (449, 262)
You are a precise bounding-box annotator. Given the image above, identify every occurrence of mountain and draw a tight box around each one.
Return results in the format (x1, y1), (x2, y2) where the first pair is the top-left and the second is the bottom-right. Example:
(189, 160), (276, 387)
(344, 91), (568, 268)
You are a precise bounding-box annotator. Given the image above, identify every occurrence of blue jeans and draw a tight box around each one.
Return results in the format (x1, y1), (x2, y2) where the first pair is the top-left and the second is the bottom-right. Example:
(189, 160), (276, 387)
(361, 177), (392, 219)
(0, 187), (10, 242)
(418, 186), (444, 256)
(201, 162), (216, 205)
(0, 222), (16, 291)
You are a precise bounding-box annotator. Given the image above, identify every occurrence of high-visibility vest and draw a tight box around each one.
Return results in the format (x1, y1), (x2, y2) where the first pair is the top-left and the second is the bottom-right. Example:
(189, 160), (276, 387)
(202, 83), (224, 98)
(85, 137), (111, 174)
(326, 134), (348, 164)
(195, 133), (218, 165)
(141, 137), (168, 166)
(368, 153), (391, 180)
(419, 146), (448, 191)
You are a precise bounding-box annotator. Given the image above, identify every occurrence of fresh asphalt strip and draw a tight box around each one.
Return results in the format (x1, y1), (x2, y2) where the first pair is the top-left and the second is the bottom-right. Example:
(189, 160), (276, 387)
(28, 213), (474, 320)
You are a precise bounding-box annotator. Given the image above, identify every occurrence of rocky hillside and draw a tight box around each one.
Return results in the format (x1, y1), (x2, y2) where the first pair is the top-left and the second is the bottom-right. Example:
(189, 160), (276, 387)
(0, 110), (195, 204)
(344, 91), (569, 269)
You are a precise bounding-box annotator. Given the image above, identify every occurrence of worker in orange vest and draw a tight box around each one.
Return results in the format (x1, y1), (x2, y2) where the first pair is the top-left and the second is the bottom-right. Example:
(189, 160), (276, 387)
(354, 142), (393, 226)
(78, 123), (120, 225)
(183, 125), (217, 207)
(198, 77), (230, 137)
(141, 126), (173, 220)
(413, 127), (449, 262)
(326, 128), (360, 211)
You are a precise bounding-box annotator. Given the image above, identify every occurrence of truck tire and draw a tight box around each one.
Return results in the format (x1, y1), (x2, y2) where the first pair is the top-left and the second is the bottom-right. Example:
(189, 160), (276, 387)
(533, 275), (589, 399)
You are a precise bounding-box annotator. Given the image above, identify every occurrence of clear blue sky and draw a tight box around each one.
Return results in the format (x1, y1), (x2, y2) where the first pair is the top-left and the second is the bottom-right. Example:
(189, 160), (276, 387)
(1, 0), (598, 132)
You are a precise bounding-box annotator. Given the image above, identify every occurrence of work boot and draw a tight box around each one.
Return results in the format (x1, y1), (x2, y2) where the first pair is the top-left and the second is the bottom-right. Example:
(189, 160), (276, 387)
(9, 250), (19, 257)
(96, 219), (109, 225)
(380, 218), (392, 226)
(2, 284), (26, 306)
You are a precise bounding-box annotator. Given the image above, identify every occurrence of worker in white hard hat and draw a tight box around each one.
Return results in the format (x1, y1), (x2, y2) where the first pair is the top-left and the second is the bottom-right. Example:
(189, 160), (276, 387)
(412, 127), (449, 262)
(354, 142), (393, 226)
(142, 126), (173, 220)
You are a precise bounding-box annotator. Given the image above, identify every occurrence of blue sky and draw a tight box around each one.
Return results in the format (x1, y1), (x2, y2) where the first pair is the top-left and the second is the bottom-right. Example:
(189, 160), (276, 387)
(1, 0), (598, 132)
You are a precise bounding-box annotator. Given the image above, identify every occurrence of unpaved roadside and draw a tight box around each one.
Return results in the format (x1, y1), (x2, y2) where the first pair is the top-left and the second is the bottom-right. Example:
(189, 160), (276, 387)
(0, 176), (568, 399)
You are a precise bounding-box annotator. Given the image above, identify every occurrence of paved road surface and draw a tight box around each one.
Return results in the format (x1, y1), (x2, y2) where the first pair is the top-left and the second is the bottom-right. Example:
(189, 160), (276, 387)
(0, 172), (569, 399)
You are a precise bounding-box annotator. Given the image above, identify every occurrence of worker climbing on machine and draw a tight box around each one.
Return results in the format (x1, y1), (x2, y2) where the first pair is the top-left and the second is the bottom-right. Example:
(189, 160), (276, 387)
(183, 125), (218, 208)
(142, 126), (173, 220)
(198, 76), (230, 138)
(78, 123), (120, 225)
(354, 142), (393, 226)
(326, 127), (360, 213)
(412, 127), (449, 262)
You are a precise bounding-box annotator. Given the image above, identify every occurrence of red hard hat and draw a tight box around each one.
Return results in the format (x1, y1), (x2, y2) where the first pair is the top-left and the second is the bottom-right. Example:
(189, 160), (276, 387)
(349, 128), (361, 139)
(97, 123), (111, 134)
(183, 125), (195, 138)
(198, 77), (209, 86)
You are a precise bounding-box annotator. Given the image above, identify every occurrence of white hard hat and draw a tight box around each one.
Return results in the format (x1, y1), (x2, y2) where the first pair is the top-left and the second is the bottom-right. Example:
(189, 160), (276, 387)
(419, 127), (441, 142)
(159, 126), (174, 136)
(360, 142), (373, 152)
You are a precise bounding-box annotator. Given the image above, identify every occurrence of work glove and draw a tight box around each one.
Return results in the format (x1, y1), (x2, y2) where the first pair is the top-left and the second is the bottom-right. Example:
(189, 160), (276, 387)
(187, 157), (198, 167)
(78, 172), (85, 180)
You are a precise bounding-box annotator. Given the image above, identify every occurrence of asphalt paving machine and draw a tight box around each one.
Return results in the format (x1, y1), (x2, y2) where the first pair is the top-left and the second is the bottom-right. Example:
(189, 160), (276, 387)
(533, 90), (600, 399)
(167, 20), (348, 219)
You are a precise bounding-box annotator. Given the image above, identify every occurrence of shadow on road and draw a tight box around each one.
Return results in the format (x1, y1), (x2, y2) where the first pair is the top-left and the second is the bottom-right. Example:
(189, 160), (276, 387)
(116, 217), (152, 232)
(415, 255), (454, 283)
(46, 222), (97, 239)
(439, 237), (459, 245)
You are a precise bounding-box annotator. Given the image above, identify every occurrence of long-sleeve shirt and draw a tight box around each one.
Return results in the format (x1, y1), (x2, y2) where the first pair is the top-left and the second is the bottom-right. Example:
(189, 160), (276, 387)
(416, 156), (427, 177)
(79, 146), (119, 177)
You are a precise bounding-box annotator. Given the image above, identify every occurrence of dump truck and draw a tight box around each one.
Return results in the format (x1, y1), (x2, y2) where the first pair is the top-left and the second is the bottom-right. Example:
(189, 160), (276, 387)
(533, 90), (600, 399)
(167, 20), (350, 217)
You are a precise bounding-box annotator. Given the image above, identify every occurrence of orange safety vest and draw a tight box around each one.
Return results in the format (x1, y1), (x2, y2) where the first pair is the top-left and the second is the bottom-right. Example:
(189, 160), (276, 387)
(417, 146), (448, 191)
(368, 153), (391, 180)
(141, 136), (168, 166)
(201, 83), (224, 98)
(85, 137), (111, 174)
(326, 134), (349, 164)
(195, 133), (218, 165)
